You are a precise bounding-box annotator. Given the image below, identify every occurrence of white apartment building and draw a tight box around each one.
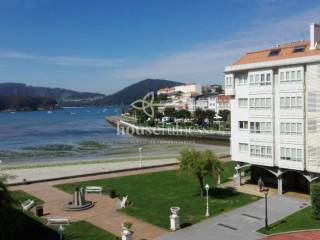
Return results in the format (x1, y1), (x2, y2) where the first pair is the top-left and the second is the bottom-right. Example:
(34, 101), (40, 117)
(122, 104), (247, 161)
(157, 83), (202, 96)
(225, 23), (320, 194)
(174, 83), (202, 95)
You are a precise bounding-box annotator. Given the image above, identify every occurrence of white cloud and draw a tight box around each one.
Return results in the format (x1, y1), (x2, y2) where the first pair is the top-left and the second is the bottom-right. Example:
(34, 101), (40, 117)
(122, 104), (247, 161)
(110, 6), (320, 85)
(0, 50), (126, 67)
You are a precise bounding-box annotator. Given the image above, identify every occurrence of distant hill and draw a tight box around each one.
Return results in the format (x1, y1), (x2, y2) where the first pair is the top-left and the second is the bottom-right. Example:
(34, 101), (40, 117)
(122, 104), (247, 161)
(0, 79), (181, 109)
(99, 79), (181, 106)
(0, 83), (106, 102)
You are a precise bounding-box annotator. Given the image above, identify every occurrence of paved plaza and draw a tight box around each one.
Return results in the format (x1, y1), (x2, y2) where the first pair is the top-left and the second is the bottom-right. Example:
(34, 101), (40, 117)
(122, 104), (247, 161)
(9, 165), (177, 240)
(9, 162), (312, 240)
(157, 195), (310, 240)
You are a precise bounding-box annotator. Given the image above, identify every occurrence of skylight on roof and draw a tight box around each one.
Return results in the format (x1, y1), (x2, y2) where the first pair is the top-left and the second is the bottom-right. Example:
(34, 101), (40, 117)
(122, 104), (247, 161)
(269, 49), (280, 57)
(293, 46), (305, 53)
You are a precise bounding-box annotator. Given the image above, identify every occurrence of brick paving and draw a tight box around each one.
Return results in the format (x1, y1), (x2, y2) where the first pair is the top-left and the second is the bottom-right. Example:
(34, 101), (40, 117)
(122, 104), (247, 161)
(262, 231), (320, 240)
(9, 165), (177, 240)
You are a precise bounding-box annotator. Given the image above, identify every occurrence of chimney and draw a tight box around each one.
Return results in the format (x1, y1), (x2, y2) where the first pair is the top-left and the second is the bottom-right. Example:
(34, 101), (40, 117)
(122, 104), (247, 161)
(310, 23), (320, 50)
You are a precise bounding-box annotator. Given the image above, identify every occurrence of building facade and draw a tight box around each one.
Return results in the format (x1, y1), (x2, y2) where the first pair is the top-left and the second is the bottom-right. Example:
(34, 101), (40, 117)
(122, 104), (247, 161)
(225, 23), (320, 194)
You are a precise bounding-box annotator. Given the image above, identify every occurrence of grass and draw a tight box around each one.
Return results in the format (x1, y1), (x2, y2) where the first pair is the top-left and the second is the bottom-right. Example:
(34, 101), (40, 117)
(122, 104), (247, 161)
(4, 190), (118, 240)
(56, 162), (259, 229)
(258, 206), (320, 235)
(11, 190), (44, 206)
(62, 221), (117, 240)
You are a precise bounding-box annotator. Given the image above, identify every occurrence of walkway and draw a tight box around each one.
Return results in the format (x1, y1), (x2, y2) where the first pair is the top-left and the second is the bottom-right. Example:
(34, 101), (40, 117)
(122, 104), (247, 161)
(9, 165), (177, 239)
(6, 158), (178, 184)
(157, 195), (310, 240)
(263, 231), (320, 240)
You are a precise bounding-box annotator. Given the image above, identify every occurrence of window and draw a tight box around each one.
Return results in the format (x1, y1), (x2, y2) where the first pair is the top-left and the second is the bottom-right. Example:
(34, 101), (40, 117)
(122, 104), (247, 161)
(297, 96), (302, 107)
(297, 123), (302, 134)
(280, 123), (285, 134)
(291, 97), (297, 108)
(280, 122), (303, 135)
(297, 70), (302, 80)
(250, 121), (271, 134)
(266, 73), (271, 85)
(280, 97), (285, 108)
(239, 121), (248, 129)
(280, 72), (284, 81)
(280, 96), (303, 109)
(269, 49), (280, 56)
(238, 76), (248, 85)
(238, 98), (248, 108)
(279, 69), (302, 82)
(266, 98), (272, 108)
(280, 147), (303, 161)
(249, 98), (272, 110)
(286, 71), (290, 80)
(261, 98), (266, 108)
(225, 76), (233, 87)
(249, 75), (254, 85)
(239, 143), (249, 152)
(293, 46), (305, 53)
(249, 73), (272, 86)
(250, 145), (272, 158)
(255, 74), (260, 84)
(261, 74), (265, 85)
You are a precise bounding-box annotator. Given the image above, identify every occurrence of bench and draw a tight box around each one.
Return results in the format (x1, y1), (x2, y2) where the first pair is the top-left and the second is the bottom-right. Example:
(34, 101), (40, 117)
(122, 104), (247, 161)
(21, 199), (35, 211)
(47, 217), (70, 225)
(85, 186), (103, 193)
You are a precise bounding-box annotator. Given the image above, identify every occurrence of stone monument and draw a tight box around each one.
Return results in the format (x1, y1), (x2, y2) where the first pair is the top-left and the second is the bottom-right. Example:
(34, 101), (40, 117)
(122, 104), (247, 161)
(64, 187), (94, 211)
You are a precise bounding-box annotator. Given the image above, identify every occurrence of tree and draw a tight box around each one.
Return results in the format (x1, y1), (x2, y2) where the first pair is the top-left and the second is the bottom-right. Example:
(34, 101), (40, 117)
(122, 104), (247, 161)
(0, 174), (12, 210)
(218, 109), (230, 122)
(178, 148), (222, 196)
(205, 110), (216, 126)
(164, 107), (176, 118)
(176, 109), (191, 119)
(193, 108), (206, 125)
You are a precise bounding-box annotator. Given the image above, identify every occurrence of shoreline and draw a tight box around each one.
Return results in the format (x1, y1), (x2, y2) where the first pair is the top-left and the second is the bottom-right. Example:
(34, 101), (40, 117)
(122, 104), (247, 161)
(106, 116), (231, 141)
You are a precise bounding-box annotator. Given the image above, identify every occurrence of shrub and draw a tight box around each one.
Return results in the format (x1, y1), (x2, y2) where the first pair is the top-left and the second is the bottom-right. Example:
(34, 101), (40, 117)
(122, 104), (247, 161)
(123, 221), (133, 229)
(311, 183), (320, 219)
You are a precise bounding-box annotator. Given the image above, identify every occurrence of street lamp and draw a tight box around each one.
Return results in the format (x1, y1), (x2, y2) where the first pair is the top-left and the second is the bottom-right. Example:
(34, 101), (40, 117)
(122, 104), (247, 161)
(138, 147), (142, 168)
(58, 224), (65, 240)
(263, 188), (269, 229)
(205, 184), (210, 217)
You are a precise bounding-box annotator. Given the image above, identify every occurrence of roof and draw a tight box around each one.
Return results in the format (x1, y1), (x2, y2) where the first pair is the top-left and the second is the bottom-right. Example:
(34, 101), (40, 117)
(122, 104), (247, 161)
(233, 40), (320, 66)
(217, 95), (230, 102)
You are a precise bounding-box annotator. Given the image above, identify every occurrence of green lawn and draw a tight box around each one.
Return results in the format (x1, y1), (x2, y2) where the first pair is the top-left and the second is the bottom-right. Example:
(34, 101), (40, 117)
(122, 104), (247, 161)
(4, 190), (118, 240)
(63, 221), (117, 240)
(56, 162), (259, 229)
(258, 206), (320, 235)
(11, 190), (44, 206)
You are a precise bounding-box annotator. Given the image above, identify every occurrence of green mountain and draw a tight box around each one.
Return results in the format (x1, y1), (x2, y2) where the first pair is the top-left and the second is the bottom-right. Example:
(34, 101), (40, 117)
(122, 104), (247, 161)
(0, 79), (181, 109)
(0, 83), (105, 101)
(98, 79), (181, 106)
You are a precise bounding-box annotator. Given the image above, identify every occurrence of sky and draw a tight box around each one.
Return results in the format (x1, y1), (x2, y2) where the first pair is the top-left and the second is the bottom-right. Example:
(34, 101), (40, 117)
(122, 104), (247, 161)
(0, 0), (320, 94)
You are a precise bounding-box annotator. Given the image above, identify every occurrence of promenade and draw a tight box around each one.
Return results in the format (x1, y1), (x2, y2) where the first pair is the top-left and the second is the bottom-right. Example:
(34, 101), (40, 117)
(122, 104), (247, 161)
(5, 158), (178, 184)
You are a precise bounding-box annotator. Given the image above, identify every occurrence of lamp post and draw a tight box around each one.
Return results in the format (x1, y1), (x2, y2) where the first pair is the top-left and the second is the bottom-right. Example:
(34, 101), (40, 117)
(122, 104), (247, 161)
(58, 224), (65, 240)
(138, 147), (142, 168)
(263, 188), (269, 229)
(205, 184), (210, 217)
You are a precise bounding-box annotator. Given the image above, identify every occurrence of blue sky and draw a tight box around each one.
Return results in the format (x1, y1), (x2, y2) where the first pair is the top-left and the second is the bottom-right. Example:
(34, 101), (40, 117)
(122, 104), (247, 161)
(0, 0), (320, 94)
